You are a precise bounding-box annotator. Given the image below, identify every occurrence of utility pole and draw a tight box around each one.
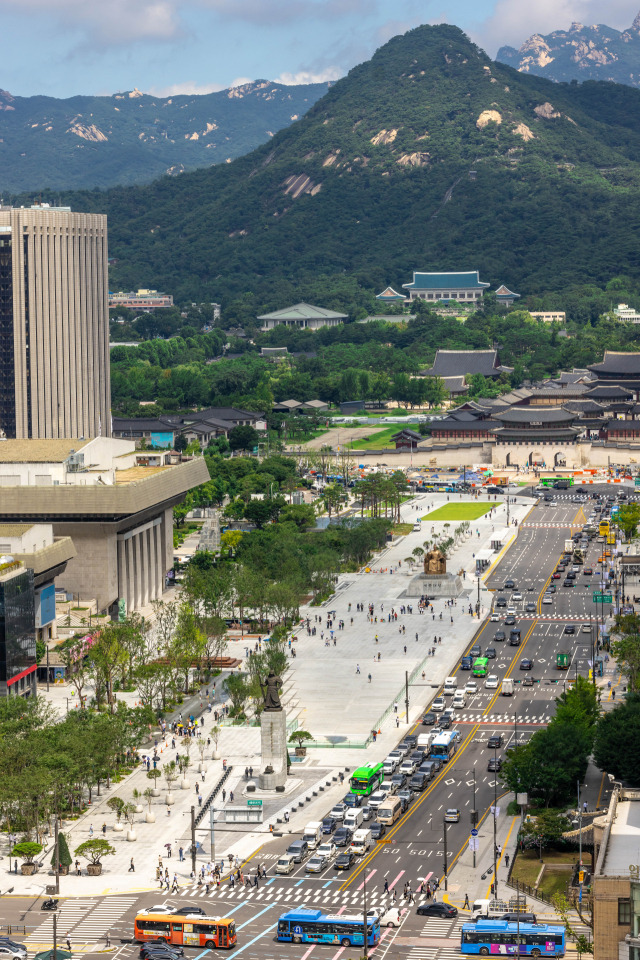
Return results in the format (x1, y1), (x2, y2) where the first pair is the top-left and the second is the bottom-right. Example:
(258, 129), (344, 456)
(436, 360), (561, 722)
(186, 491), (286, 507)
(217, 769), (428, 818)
(493, 745), (499, 900)
(209, 805), (216, 863)
(54, 818), (60, 895)
(471, 769), (478, 868)
(577, 780), (583, 868)
(53, 912), (57, 960)
(405, 671), (410, 725)
(46, 644), (50, 692)
(191, 806), (197, 876)
(443, 818), (449, 891)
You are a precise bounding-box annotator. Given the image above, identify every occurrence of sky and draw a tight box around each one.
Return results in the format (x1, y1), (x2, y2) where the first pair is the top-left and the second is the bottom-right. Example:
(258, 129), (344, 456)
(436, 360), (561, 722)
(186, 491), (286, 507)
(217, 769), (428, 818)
(2, 0), (640, 99)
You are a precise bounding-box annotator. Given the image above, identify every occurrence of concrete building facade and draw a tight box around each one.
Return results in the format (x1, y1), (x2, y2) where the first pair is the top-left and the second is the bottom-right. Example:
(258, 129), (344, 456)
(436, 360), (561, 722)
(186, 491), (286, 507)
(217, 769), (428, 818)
(0, 204), (110, 440)
(0, 438), (209, 616)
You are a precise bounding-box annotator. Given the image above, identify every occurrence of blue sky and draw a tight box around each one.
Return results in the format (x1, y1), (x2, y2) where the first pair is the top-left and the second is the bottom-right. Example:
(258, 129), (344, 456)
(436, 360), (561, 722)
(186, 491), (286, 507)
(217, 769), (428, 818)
(2, 0), (640, 98)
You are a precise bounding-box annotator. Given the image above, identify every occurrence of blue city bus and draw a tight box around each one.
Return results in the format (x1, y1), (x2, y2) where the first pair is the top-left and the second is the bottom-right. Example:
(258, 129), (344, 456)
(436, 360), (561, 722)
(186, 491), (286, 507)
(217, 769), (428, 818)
(430, 731), (458, 762)
(277, 909), (380, 948)
(461, 921), (566, 957)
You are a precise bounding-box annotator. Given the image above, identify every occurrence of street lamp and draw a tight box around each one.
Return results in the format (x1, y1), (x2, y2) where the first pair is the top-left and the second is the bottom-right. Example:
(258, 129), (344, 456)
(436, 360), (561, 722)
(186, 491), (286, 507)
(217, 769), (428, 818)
(362, 868), (369, 958)
(470, 768), (478, 868)
(443, 817), (449, 891)
(493, 743), (499, 900)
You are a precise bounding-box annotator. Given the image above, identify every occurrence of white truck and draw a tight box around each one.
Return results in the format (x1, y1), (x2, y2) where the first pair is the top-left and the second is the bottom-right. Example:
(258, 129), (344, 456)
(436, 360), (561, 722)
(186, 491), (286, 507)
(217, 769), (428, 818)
(472, 897), (529, 920)
(564, 539), (574, 553)
(501, 678), (514, 696)
(351, 828), (373, 854)
(443, 676), (458, 696)
(302, 821), (323, 850)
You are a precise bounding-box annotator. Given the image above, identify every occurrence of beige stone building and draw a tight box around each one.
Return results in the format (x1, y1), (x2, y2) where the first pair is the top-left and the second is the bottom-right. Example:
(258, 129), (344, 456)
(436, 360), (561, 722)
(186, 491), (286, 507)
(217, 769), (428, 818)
(0, 438), (209, 616)
(0, 204), (110, 440)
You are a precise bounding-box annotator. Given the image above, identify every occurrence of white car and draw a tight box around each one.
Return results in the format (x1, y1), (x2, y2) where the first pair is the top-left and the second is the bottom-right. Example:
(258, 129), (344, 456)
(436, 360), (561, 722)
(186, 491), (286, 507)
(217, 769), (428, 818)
(464, 680), (478, 695)
(432, 696), (445, 712)
(368, 791), (386, 809)
(317, 842), (336, 860)
(378, 907), (405, 928)
(506, 606), (516, 616)
(380, 781), (395, 796)
(330, 804), (346, 821)
(512, 592), (523, 601)
(542, 594), (553, 604)
(485, 674), (499, 689)
(452, 692), (466, 709)
(490, 612), (500, 621)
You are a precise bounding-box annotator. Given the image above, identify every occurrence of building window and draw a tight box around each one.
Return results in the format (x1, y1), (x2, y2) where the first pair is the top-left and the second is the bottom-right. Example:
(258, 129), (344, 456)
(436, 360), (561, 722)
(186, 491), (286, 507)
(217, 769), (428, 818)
(619, 899), (631, 925)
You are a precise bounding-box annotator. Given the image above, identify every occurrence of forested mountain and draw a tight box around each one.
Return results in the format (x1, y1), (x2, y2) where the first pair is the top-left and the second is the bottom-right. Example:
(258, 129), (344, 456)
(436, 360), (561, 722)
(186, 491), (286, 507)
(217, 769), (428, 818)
(0, 80), (330, 191)
(55, 24), (640, 310)
(497, 13), (640, 87)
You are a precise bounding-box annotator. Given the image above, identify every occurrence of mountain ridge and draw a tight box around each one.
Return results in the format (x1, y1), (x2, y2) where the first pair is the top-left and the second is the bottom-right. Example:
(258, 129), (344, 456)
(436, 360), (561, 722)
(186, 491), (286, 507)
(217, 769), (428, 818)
(0, 79), (331, 192)
(497, 11), (640, 87)
(49, 23), (640, 308)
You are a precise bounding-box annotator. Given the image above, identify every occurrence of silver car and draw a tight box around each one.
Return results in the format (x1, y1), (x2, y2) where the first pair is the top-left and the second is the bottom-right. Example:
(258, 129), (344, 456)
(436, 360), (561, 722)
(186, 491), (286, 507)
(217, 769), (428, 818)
(306, 855), (327, 873)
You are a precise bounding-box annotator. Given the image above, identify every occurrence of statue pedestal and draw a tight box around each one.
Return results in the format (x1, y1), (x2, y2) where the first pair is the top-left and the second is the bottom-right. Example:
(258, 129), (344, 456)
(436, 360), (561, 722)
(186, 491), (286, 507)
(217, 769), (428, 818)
(259, 710), (288, 791)
(402, 572), (464, 598)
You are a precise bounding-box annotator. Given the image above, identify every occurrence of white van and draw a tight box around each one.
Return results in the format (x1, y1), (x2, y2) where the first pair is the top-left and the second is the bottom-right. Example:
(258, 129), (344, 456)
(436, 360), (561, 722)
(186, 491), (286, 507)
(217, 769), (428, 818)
(303, 821), (323, 850)
(501, 678), (514, 696)
(351, 828), (373, 854)
(344, 808), (364, 831)
(443, 676), (458, 696)
(276, 854), (296, 875)
(452, 690), (466, 709)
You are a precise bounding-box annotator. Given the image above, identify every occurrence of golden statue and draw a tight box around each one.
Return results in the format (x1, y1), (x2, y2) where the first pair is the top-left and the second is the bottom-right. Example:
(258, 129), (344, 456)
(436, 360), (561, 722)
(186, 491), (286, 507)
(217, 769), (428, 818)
(424, 548), (446, 576)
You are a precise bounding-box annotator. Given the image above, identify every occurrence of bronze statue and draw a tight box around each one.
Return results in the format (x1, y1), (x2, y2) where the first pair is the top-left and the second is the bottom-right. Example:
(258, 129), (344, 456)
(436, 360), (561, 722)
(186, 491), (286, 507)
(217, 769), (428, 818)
(260, 671), (282, 711)
(424, 548), (446, 576)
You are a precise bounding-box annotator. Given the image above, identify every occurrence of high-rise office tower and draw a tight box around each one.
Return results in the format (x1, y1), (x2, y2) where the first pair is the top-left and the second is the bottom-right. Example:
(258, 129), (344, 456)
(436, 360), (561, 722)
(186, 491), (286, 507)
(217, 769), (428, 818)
(0, 204), (110, 439)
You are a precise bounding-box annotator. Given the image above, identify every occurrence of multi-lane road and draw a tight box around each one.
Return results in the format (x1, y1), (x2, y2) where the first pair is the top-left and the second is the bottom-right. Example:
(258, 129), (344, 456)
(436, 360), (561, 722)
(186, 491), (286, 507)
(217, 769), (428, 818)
(5, 487), (625, 960)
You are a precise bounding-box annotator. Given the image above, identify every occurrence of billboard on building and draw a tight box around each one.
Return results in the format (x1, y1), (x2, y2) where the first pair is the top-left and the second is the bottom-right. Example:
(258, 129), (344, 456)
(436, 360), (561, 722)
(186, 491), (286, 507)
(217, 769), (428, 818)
(35, 583), (56, 628)
(151, 432), (174, 449)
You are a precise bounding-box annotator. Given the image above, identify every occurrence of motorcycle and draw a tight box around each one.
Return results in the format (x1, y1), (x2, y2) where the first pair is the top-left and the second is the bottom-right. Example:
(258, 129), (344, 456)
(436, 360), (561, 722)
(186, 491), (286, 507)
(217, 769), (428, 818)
(42, 898), (58, 911)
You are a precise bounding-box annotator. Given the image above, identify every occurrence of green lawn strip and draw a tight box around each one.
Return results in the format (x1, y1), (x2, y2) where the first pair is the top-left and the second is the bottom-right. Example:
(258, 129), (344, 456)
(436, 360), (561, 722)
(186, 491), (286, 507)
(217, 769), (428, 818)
(421, 503), (497, 521)
(347, 426), (399, 450)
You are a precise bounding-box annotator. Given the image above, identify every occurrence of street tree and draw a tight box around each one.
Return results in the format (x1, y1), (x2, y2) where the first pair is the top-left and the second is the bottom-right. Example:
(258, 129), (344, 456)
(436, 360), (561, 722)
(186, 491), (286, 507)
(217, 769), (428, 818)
(616, 502), (640, 541)
(594, 693), (640, 784)
(610, 613), (640, 691)
(74, 839), (116, 865)
(228, 425), (260, 454)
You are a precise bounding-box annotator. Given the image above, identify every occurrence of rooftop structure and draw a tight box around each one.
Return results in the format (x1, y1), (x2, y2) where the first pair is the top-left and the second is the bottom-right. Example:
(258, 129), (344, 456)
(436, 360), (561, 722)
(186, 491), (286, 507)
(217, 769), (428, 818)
(426, 349), (511, 379)
(375, 286), (405, 302)
(614, 303), (640, 323)
(402, 271), (489, 303)
(0, 556), (36, 698)
(258, 302), (347, 332)
(109, 289), (174, 311)
(529, 311), (566, 323)
(494, 284), (520, 307)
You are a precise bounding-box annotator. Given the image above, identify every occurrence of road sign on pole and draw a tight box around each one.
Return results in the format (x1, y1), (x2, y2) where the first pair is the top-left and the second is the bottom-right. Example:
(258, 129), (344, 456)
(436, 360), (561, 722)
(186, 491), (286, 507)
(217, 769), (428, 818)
(247, 799), (263, 807)
(471, 829), (478, 837)
(593, 592), (612, 603)
(468, 837), (480, 852)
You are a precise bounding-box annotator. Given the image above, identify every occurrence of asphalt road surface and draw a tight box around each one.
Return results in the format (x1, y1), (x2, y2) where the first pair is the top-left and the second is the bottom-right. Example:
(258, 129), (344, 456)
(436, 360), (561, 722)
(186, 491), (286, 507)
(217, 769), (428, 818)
(5, 487), (626, 960)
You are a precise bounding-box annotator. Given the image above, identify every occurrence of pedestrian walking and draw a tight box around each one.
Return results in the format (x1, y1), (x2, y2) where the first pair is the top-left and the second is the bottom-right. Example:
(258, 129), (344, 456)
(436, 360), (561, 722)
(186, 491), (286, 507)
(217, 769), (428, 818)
(75, 859), (81, 876)
(129, 857), (135, 872)
(222, 788), (226, 802)
(356, 663), (360, 674)
(89, 824), (94, 838)
(464, 893), (470, 909)
(179, 846), (184, 861)
(505, 853), (510, 868)
(66, 939), (71, 953)
(102, 823), (107, 836)
(583, 801), (588, 813)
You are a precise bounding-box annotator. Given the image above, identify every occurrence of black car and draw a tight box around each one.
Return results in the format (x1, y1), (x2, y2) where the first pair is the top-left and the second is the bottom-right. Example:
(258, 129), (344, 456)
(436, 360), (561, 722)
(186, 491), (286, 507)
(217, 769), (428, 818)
(522, 675), (534, 687)
(334, 827), (353, 847)
(505, 615), (516, 625)
(548, 584), (556, 593)
(438, 715), (452, 729)
(485, 647), (497, 659)
(334, 850), (355, 870)
(343, 793), (363, 808)
(470, 644), (482, 657)
(520, 658), (533, 671)
(409, 773), (429, 792)
(322, 817), (337, 834)
(495, 597), (507, 608)
(461, 656), (473, 670)
(410, 749), (426, 765)
(509, 632), (521, 646)
(488, 756), (502, 772)
(370, 822), (386, 839)
(504, 579), (515, 589)
(391, 773), (407, 790)
(417, 902), (458, 918)
(404, 734), (418, 748)
(140, 948), (183, 960)
(488, 734), (504, 748)
(422, 711), (437, 726)
(494, 630), (506, 642)
(564, 624), (576, 634)
(525, 602), (537, 613)
(563, 579), (574, 587)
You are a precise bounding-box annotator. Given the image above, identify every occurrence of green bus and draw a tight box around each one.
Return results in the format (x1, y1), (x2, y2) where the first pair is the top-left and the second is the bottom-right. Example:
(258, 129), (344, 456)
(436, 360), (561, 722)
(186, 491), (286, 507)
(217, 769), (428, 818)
(473, 657), (489, 677)
(350, 762), (384, 796)
(540, 477), (574, 488)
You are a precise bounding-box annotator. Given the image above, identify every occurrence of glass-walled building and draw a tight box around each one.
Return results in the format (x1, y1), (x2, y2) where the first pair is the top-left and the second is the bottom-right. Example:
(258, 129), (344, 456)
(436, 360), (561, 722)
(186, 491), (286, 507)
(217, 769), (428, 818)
(0, 558), (36, 697)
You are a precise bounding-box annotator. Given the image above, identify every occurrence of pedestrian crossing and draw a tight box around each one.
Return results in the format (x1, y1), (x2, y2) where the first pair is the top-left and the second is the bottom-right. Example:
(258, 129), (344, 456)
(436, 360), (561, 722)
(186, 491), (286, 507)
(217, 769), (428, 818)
(28, 897), (137, 945)
(455, 713), (551, 724)
(178, 880), (434, 911)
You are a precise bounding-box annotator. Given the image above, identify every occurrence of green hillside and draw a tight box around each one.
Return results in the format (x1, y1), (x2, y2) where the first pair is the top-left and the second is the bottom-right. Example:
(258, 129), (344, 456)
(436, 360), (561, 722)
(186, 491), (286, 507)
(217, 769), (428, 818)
(57, 24), (640, 306)
(0, 80), (330, 191)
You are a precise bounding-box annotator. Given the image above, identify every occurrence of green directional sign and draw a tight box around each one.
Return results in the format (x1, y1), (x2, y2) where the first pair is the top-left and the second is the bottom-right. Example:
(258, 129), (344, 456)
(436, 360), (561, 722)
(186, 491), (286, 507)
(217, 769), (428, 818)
(593, 592), (612, 603)
(247, 799), (263, 807)
(635, 478), (640, 487)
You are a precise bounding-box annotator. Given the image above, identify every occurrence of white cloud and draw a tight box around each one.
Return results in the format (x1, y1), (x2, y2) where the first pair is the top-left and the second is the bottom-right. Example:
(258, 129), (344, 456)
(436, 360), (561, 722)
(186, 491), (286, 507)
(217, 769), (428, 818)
(474, 0), (640, 55)
(147, 77), (252, 96)
(0, 0), (180, 43)
(274, 67), (343, 84)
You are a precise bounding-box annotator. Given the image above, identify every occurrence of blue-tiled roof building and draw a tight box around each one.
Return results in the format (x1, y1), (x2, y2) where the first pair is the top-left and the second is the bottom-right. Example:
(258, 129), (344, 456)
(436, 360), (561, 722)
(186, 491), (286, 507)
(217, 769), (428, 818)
(402, 271), (489, 303)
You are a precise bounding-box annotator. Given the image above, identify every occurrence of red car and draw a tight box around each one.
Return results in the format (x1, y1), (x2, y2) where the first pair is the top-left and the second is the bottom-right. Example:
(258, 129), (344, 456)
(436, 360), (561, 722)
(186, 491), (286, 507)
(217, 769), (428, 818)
(552, 572), (561, 579)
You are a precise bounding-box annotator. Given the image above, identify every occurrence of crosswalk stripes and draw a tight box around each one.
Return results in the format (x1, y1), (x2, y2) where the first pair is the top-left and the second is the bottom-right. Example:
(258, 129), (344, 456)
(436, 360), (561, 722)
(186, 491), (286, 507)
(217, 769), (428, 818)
(28, 897), (138, 945)
(28, 900), (94, 943)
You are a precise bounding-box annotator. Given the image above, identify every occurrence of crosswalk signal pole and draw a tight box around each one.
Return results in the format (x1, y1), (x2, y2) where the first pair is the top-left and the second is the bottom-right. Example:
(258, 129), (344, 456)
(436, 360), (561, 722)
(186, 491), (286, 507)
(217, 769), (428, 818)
(191, 806), (197, 876)
(209, 805), (216, 863)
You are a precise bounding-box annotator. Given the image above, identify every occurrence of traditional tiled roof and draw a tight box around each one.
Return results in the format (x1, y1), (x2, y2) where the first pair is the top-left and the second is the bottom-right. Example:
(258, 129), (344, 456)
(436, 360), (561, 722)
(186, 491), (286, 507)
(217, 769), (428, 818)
(607, 419), (640, 432)
(391, 429), (422, 441)
(375, 286), (405, 301)
(441, 376), (468, 393)
(427, 349), (510, 378)
(495, 284), (520, 300)
(402, 271), (490, 291)
(431, 417), (497, 432)
(584, 385), (634, 400)
(494, 427), (581, 439)
(257, 302), (347, 321)
(588, 351), (640, 374)
(493, 406), (576, 424)
(533, 386), (589, 398)
(562, 400), (606, 415)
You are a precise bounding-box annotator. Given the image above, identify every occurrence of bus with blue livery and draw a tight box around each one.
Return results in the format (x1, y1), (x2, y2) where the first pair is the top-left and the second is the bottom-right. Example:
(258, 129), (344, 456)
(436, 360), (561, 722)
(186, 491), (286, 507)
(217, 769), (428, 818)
(277, 909), (380, 948)
(430, 731), (458, 763)
(461, 920), (566, 957)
